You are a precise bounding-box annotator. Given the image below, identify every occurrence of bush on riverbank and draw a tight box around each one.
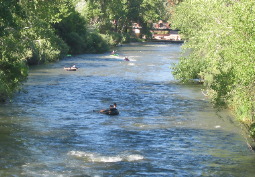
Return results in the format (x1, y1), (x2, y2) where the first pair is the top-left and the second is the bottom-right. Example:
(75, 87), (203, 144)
(0, 33), (28, 102)
(26, 31), (69, 65)
(86, 33), (110, 53)
(0, 1), (28, 102)
(171, 0), (255, 139)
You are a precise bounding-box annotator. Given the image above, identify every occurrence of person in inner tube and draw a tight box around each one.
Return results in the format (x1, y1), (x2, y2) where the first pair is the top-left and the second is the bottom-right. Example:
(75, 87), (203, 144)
(111, 103), (117, 111)
(100, 103), (117, 114)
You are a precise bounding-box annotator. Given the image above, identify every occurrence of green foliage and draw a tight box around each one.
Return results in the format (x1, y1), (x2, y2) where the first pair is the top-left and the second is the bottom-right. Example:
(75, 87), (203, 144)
(0, 33), (28, 102)
(87, 33), (109, 53)
(100, 32), (122, 46)
(53, 3), (111, 54)
(82, 0), (169, 38)
(0, 1), (28, 101)
(20, 0), (70, 63)
(53, 7), (88, 54)
(27, 36), (69, 65)
(171, 0), (255, 137)
(0, 0), (71, 101)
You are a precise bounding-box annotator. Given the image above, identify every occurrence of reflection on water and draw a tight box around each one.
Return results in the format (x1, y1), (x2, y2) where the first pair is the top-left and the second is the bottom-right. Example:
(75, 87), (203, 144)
(0, 43), (255, 176)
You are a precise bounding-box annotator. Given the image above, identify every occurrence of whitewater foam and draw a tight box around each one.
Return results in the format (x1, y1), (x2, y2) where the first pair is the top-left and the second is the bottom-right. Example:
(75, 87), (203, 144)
(68, 151), (144, 163)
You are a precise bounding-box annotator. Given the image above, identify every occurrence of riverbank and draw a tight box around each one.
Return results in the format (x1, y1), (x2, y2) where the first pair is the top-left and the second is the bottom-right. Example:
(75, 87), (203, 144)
(171, 0), (255, 143)
(150, 39), (184, 43)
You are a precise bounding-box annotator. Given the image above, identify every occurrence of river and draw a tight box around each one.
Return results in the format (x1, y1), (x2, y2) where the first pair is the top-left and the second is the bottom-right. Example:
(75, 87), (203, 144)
(0, 43), (255, 176)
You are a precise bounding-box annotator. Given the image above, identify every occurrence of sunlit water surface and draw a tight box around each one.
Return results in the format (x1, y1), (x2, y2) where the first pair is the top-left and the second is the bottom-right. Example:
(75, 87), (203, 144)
(0, 43), (255, 176)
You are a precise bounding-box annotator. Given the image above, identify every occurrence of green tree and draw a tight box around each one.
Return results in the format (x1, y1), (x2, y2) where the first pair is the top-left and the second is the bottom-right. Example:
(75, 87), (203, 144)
(0, 0), (70, 101)
(171, 0), (255, 138)
(81, 0), (169, 41)
(18, 0), (70, 64)
(0, 0), (28, 101)
(53, 6), (88, 54)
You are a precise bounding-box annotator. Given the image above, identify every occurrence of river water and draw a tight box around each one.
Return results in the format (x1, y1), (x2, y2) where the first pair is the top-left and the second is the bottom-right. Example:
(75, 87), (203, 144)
(0, 43), (255, 176)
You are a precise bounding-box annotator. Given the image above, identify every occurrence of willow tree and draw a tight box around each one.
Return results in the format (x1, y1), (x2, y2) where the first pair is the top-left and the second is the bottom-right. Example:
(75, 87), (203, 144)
(171, 0), (255, 138)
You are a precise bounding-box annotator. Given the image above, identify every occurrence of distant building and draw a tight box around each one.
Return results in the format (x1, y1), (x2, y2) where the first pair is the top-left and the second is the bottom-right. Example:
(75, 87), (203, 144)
(152, 20), (170, 29)
(131, 20), (182, 41)
(151, 20), (181, 41)
(132, 23), (142, 38)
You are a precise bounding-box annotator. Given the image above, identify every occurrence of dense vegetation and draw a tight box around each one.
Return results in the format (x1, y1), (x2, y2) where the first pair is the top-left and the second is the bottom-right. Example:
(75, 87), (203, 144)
(171, 0), (255, 139)
(1, 0), (74, 101)
(80, 0), (170, 42)
(0, 0), (170, 102)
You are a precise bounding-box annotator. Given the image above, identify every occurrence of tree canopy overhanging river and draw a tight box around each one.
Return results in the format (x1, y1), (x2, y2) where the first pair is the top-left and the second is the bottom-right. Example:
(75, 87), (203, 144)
(0, 43), (255, 176)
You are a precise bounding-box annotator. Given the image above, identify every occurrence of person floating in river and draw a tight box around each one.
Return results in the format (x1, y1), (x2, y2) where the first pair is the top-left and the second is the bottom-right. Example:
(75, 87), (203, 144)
(64, 64), (78, 71)
(99, 103), (119, 115)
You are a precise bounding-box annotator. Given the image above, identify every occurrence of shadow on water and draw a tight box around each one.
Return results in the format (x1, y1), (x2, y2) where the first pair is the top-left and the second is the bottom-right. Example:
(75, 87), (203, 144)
(0, 42), (255, 176)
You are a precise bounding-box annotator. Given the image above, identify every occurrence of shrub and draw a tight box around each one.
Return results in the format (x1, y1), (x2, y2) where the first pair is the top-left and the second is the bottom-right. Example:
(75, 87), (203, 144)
(86, 33), (110, 53)
(27, 35), (68, 65)
(0, 34), (28, 102)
